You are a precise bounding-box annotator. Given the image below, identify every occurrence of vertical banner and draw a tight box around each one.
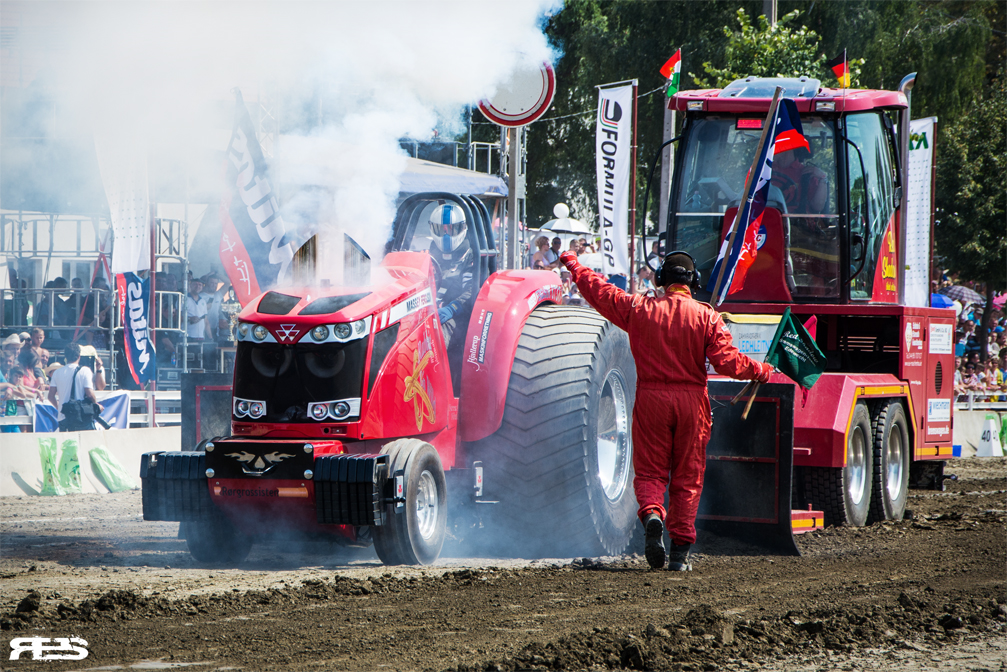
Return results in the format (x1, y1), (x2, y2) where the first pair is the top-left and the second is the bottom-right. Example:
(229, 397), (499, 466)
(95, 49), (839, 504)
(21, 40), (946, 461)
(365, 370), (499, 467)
(596, 84), (633, 278)
(905, 117), (936, 307)
(116, 273), (157, 384)
(94, 133), (150, 274)
(219, 90), (296, 306)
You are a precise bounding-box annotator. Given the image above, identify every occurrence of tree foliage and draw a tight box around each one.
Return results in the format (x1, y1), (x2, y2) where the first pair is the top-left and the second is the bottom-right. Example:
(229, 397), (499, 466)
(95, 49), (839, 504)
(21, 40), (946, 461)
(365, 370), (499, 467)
(693, 9), (863, 89)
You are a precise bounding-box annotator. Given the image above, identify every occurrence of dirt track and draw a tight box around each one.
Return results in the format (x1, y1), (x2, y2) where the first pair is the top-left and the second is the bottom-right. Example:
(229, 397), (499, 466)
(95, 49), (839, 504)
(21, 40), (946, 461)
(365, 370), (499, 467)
(2, 457), (1005, 672)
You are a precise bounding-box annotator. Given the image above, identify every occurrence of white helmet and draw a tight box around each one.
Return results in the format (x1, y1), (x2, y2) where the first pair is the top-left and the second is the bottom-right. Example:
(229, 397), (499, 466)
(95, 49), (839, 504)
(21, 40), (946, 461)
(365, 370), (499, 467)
(429, 203), (467, 253)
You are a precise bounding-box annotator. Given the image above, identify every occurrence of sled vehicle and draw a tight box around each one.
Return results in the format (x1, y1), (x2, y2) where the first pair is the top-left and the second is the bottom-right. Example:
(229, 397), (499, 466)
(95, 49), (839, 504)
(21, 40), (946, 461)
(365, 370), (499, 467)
(141, 192), (638, 564)
(661, 75), (954, 553)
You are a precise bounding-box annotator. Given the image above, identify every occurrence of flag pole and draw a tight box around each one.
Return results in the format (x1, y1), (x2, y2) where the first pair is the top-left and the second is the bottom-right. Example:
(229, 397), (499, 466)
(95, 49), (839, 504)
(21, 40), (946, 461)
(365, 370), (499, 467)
(629, 80), (638, 294)
(710, 86), (783, 304)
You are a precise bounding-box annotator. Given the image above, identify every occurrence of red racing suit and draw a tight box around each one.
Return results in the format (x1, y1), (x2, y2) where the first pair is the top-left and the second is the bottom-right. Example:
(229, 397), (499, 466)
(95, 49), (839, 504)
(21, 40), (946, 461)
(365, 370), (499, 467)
(566, 258), (771, 545)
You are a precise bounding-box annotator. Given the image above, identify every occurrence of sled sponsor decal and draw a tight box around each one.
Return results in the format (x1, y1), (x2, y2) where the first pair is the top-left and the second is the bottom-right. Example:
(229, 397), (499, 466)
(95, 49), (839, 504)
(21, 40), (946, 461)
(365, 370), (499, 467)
(927, 398), (951, 423)
(929, 323), (953, 354)
(213, 485), (307, 498)
(9, 637), (89, 661)
(903, 320), (923, 366)
(926, 425), (949, 436)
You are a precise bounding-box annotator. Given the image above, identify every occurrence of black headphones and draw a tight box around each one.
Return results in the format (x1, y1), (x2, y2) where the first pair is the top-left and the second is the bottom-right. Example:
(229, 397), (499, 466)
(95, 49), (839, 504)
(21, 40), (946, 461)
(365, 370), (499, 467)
(655, 250), (701, 291)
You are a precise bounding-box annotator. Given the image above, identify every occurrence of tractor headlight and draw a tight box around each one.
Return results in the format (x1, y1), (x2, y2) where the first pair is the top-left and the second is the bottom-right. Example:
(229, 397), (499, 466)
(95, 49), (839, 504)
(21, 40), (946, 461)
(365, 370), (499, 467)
(237, 322), (249, 339)
(332, 401), (351, 419)
(309, 403), (329, 421)
(311, 325), (329, 342)
(253, 325), (269, 341)
(248, 402), (265, 419)
(334, 323), (352, 340)
(354, 319), (367, 335)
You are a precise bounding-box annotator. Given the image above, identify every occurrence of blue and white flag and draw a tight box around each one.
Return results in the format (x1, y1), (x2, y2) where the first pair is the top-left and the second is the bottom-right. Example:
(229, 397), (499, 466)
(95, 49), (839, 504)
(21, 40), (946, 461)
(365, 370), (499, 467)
(99, 392), (130, 429)
(117, 272), (156, 384)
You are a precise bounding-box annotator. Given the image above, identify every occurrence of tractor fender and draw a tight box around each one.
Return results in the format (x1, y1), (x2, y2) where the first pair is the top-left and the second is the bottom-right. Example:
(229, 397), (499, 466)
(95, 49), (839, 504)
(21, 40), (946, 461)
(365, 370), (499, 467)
(458, 270), (564, 442)
(787, 372), (915, 468)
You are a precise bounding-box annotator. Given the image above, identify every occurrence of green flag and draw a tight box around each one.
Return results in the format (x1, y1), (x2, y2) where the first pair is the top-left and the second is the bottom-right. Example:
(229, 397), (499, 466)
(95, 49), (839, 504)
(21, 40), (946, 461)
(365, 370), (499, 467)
(764, 307), (826, 391)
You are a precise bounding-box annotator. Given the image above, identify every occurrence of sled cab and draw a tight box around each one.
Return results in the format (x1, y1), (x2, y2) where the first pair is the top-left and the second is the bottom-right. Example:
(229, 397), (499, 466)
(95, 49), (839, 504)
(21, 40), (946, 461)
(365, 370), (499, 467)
(670, 77), (907, 305)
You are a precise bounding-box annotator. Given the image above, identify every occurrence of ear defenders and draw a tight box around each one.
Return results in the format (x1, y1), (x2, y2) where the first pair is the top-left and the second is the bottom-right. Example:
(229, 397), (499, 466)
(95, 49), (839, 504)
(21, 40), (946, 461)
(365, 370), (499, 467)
(655, 250), (701, 291)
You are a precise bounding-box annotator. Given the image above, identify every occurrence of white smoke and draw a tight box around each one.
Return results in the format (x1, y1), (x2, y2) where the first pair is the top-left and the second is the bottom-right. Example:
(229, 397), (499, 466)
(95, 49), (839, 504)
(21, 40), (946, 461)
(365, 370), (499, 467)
(13, 0), (558, 261)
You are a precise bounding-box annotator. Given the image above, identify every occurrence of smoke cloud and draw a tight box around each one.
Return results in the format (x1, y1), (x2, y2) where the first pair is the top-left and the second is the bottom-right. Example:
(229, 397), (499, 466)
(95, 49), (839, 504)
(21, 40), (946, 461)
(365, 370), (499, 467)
(9, 0), (557, 261)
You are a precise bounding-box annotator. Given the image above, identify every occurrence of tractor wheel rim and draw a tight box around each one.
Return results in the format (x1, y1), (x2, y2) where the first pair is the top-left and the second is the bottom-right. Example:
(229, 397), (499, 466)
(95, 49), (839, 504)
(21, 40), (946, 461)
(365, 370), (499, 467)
(596, 369), (631, 502)
(886, 426), (904, 501)
(847, 426), (867, 504)
(415, 470), (439, 541)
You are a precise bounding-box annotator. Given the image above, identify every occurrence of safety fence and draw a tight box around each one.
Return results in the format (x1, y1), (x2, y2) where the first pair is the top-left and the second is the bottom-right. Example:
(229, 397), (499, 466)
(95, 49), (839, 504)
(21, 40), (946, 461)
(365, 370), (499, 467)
(955, 392), (1007, 411)
(0, 390), (181, 432)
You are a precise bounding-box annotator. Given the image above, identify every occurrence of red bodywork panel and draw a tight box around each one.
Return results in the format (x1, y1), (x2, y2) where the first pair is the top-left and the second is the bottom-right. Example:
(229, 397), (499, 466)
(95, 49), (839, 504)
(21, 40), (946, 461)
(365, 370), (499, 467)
(715, 304), (956, 466)
(670, 88), (908, 113)
(459, 270), (565, 442)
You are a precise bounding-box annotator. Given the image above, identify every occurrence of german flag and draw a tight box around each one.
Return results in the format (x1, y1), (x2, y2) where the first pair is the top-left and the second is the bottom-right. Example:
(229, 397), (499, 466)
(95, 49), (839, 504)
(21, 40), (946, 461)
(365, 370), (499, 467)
(826, 49), (850, 88)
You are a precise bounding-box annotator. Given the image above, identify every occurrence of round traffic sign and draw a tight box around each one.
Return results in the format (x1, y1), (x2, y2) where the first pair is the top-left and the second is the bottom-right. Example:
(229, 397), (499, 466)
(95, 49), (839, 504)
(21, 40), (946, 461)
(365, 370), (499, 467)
(478, 63), (556, 127)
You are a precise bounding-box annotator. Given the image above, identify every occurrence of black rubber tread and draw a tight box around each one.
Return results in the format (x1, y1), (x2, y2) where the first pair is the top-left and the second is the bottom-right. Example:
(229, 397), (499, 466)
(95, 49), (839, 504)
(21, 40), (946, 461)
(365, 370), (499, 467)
(398, 444), (447, 565)
(183, 515), (252, 564)
(372, 440), (414, 565)
(471, 304), (638, 558)
(867, 401), (910, 524)
(805, 403), (873, 527)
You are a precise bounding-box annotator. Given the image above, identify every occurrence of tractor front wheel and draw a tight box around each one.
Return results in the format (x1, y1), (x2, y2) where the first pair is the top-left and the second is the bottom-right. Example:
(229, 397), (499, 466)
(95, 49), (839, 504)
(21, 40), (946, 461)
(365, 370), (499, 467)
(472, 305), (638, 558)
(373, 439), (447, 566)
(182, 516), (252, 564)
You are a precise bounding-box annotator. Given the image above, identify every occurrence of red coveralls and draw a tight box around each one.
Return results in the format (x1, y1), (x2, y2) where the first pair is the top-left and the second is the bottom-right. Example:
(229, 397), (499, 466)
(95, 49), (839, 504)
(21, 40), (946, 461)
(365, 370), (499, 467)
(567, 259), (771, 546)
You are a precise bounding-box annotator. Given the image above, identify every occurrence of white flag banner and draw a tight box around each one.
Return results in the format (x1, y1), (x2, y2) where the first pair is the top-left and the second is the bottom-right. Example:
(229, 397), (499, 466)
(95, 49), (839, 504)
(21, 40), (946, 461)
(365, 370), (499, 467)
(94, 133), (150, 274)
(905, 117), (936, 307)
(596, 84), (633, 278)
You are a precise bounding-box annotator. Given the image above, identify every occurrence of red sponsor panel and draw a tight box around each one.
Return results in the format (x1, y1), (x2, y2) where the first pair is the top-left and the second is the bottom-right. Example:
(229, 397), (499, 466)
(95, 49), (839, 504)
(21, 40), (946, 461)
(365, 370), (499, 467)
(871, 219), (899, 303)
(920, 314), (956, 451)
(459, 270), (565, 442)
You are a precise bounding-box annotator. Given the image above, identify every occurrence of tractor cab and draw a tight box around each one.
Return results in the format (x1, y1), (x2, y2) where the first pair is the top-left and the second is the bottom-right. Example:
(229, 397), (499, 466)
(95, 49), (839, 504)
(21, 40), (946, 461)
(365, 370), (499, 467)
(668, 77), (906, 305)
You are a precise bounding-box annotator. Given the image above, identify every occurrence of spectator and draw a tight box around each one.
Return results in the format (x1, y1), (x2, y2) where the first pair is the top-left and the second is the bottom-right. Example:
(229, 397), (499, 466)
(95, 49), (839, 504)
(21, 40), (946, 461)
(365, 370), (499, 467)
(200, 272), (231, 341)
(17, 349), (45, 399)
(531, 236), (552, 270)
(2, 333), (21, 358)
(548, 238), (562, 267)
(961, 363), (981, 393)
(646, 240), (662, 268)
(0, 351), (15, 397)
(636, 265), (656, 294)
(567, 239), (581, 256)
(186, 278), (210, 368)
(21, 327), (44, 358)
(52, 277), (74, 327)
(47, 343), (101, 426)
(78, 345), (107, 391)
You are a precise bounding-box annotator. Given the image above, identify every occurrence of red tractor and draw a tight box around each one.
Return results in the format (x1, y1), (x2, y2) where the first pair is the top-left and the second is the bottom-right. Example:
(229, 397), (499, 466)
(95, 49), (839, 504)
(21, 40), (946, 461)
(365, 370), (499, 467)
(661, 76), (955, 549)
(142, 192), (638, 564)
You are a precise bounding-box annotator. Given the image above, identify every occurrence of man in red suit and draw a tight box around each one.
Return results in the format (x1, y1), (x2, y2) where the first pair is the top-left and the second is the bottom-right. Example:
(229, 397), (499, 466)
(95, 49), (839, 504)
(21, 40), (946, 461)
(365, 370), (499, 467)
(560, 250), (772, 570)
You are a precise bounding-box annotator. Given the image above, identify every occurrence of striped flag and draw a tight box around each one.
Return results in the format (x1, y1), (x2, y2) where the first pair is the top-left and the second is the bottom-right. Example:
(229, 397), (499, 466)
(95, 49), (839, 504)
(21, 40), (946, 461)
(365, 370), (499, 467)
(826, 50), (850, 88)
(660, 49), (682, 97)
(707, 99), (809, 305)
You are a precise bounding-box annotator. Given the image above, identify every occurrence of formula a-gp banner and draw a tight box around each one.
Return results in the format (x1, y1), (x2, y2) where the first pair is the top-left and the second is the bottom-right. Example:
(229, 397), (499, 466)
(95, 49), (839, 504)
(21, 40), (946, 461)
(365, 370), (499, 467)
(219, 90), (296, 306)
(117, 272), (156, 384)
(596, 84), (633, 279)
(905, 117), (936, 308)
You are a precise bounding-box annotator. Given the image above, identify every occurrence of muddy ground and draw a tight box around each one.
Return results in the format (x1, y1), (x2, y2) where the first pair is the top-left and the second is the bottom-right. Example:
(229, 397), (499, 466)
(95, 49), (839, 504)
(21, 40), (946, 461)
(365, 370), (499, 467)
(1, 458), (1004, 672)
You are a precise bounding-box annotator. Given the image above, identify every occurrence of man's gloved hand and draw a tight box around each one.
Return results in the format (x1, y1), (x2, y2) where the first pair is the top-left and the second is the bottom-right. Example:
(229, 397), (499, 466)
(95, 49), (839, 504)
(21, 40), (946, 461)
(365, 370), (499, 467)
(438, 302), (456, 323)
(756, 362), (775, 384)
(559, 251), (578, 270)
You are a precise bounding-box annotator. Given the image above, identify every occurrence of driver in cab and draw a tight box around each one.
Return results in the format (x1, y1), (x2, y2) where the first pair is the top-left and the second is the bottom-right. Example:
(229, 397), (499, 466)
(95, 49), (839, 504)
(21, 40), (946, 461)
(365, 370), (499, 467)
(772, 146), (827, 215)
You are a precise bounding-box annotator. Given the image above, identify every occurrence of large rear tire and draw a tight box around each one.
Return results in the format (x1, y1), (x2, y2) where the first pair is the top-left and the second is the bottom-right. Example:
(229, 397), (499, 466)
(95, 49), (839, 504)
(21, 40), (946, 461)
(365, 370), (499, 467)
(867, 401), (910, 523)
(806, 402), (873, 527)
(373, 439), (447, 566)
(472, 305), (637, 558)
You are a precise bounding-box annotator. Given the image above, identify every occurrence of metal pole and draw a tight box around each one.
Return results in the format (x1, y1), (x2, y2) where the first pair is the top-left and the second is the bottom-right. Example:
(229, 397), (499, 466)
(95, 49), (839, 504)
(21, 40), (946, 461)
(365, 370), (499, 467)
(506, 127), (521, 270)
(629, 83), (638, 293)
(763, 0), (777, 26)
(897, 72), (916, 306)
(149, 203), (157, 392)
(658, 104), (676, 247)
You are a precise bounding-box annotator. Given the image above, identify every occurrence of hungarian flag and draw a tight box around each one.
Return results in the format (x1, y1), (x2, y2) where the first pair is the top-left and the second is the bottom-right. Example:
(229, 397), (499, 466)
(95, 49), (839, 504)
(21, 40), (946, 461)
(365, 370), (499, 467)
(219, 90), (296, 306)
(660, 49), (682, 97)
(826, 50), (850, 88)
(707, 99), (809, 304)
(764, 308), (826, 403)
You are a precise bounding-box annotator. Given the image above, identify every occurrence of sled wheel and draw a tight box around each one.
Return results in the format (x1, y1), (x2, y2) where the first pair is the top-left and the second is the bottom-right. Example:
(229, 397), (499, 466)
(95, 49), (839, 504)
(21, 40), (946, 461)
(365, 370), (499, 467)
(868, 401), (910, 522)
(807, 402), (873, 527)
(473, 305), (637, 558)
(183, 515), (252, 564)
(373, 439), (447, 566)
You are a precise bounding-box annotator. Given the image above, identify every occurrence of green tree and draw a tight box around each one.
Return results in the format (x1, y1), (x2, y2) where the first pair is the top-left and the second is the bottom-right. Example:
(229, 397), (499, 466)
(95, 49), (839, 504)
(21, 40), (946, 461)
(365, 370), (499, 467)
(935, 74), (1006, 359)
(693, 9), (863, 88)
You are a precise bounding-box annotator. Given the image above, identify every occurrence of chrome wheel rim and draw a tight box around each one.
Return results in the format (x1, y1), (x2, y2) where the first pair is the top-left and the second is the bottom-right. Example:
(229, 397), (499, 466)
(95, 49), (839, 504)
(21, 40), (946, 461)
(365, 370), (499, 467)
(885, 423), (905, 502)
(415, 469), (439, 541)
(596, 370), (631, 502)
(847, 425), (867, 504)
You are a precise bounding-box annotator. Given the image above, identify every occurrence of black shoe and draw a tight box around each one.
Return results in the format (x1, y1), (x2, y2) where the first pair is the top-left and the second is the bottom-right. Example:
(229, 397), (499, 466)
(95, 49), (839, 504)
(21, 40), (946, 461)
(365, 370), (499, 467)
(668, 542), (692, 571)
(643, 513), (666, 569)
